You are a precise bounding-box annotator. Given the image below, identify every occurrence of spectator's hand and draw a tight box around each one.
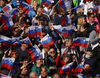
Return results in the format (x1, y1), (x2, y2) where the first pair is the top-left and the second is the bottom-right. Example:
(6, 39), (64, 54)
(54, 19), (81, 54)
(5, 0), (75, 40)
(49, 67), (55, 70)
(52, 6), (55, 11)
(98, 34), (100, 38)
(38, 43), (41, 47)
(57, 49), (60, 56)
(20, 64), (27, 69)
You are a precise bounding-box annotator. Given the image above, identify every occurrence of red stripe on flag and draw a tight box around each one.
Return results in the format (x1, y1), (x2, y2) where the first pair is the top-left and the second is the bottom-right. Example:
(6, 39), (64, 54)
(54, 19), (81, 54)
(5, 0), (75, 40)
(43, 40), (54, 47)
(72, 42), (88, 47)
(61, 17), (65, 26)
(19, 5), (29, 13)
(3, 24), (8, 30)
(2, 63), (13, 69)
(41, 2), (49, 7)
(3, 7), (9, 12)
(2, 42), (12, 47)
(63, 32), (69, 36)
(58, 0), (62, 6)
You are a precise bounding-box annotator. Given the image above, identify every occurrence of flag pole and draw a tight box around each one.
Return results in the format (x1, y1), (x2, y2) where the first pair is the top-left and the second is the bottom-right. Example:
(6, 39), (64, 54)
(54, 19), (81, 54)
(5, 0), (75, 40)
(55, 1), (59, 7)
(8, 69), (12, 76)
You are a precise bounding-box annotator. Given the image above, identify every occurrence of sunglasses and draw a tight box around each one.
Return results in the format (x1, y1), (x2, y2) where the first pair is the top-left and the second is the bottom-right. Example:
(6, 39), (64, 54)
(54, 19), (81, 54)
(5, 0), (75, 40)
(39, 58), (43, 60)
(49, 51), (55, 54)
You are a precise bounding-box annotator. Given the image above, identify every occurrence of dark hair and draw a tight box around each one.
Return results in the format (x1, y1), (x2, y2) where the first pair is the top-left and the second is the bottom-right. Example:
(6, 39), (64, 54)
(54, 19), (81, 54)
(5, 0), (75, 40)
(39, 67), (47, 73)
(88, 13), (94, 18)
(20, 56), (28, 61)
(83, 61), (90, 67)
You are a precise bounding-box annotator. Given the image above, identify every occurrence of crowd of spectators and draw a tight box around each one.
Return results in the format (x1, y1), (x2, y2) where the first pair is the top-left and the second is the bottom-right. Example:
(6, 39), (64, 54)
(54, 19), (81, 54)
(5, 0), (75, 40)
(0, 0), (100, 78)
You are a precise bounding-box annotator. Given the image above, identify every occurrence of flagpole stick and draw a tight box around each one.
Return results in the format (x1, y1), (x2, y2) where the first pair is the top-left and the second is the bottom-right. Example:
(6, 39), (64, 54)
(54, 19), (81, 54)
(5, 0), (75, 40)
(28, 37), (34, 47)
(8, 69), (11, 76)
(55, 1), (59, 7)
(54, 43), (58, 49)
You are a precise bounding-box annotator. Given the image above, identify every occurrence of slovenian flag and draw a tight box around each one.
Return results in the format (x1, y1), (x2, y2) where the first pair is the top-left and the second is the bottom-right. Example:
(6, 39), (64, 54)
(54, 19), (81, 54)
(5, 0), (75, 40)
(19, 2), (33, 13)
(0, 35), (13, 47)
(28, 45), (41, 61)
(2, 3), (13, 12)
(61, 15), (71, 26)
(58, 0), (68, 9)
(41, 0), (54, 7)
(72, 37), (89, 48)
(20, 37), (32, 46)
(40, 34), (54, 47)
(3, 18), (14, 30)
(53, 25), (62, 33)
(92, 6), (99, 13)
(77, 74), (87, 78)
(0, 72), (11, 78)
(62, 26), (75, 36)
(28, 26), (41, 37)
(60, 62), (74, 74)
(12, 37), (22, 45)
(74, 62), (84, 74)
(2, 57), (15, 69)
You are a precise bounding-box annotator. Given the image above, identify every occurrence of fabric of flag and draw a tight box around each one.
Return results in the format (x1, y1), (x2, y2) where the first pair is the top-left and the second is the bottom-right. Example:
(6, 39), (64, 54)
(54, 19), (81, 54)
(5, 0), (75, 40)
(0, 72), (11, 78)
(0, 35), (13, 47)
(28, 26), (41, 37)
(3, 18), (14, 30)
(2, 57), (15, 69)
(72, 37), (89, 48)
(92, 6), (99, 13)
(77, 74), (87, 78)
(41, 0), (54, 7)
(28, 45), (41, 61)
(61, 15), (71, 26)
(32, 18), (35, 26)
(74, 62), (84, 74)
(19, 2), (33, 13)
(53, 25), (62, 33)
(20, 37), (32, 46)
(95, 23), (100, 35)
(60, 62), (74, 74)
(58, 0), (68, 9)
(74, 5), (83, 9)
(40, 34), (54, 47)
(2, 3), (13, 12)
(12, 37), (22, 45)
(62, 26), (75, 36)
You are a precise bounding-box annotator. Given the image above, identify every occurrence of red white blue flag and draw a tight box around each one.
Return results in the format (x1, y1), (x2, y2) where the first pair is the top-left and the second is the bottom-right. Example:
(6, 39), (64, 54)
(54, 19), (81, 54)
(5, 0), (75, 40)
(28, 45), (41, 61)
(2, 57), (15, 69)
(3, 18), (14, 30)
(2, 3), (13, 12)
(41, 0), (54, 7)
(58, 0), (68, 9)
(60, 62), (74, 74)
(62, 26), (75, 36)
(77, 74), (87, 78)
(40, 34), (54, 47)
(19, 2), (33, 13)
(28, 26), (41, 37)
(72, 37), (89, 48)
(53, 25), (62, 33)
(0, 72), (11, 78)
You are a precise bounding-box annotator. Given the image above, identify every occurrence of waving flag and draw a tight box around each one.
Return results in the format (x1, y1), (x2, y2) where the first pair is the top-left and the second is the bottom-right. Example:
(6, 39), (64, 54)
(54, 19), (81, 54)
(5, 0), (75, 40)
(32, 18), (35, 26)
(19, 2), (33, 13)
(60, 62), (74, 74)
(40, 34), (54, 47)
(41, 0), (54, 7)
(74, 5), (83, 9)
(92, 6), (100, 13)
(72, 37), (89, 48)
(2, 57), (15, 69)
(62, 26), (75, 36)
(0, 35), (13, 47)
(12, 37), (22, 45)
(2, 3), (12, 12)
(28, 26), (41, 37)
(77, 74), (87, 78)
(0, 72), (11, 78)
(20, 37), (32, 46)
(61, 15), (71, 26)
(28, 45), (41, 61)
(75, 62), (84, 74)
(95, 23), (100, 35)
(53, 25), (62, 33)
(3, 18), (14, 30)
(58, 0), (68, 9)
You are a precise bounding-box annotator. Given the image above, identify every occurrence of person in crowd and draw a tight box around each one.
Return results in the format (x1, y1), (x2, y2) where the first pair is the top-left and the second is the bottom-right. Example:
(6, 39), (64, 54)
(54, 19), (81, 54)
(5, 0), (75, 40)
(31, 55), (50, 76)
(52, 73), (61, 78)
(30, 72), (38, 78)
(38, 67), (51, 78)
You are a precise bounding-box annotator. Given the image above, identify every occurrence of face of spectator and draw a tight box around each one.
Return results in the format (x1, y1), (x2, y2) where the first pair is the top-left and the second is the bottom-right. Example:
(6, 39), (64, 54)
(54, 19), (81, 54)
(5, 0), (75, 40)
(41, 32), (46, 38)
(72, 55), (76, 62)
(37, 8), (44, 16)
(53, 74), (61, 78)
(40, 67), (48, 77)
(86, 51), (92, 56)
(19, 8), (24, 14)
(21, 67), (27, 75)
(89, 15), (94, 22)
(49, 49), (56, 57)
(30, 72), (38, 78)
(22, 44), (28, 49)
(83, 64), (90, 73)
(33, 0), (38, 6)
(36, 58), (43, 65)
(12, 52), (18, 58)
(59, 8), (65, 16)
(63, 56), (69, 63)
(13, 28), (20, 36)
(0, 0), (4, 7)
(66, 39), (72, 47)
(21, 59), (28, 65)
